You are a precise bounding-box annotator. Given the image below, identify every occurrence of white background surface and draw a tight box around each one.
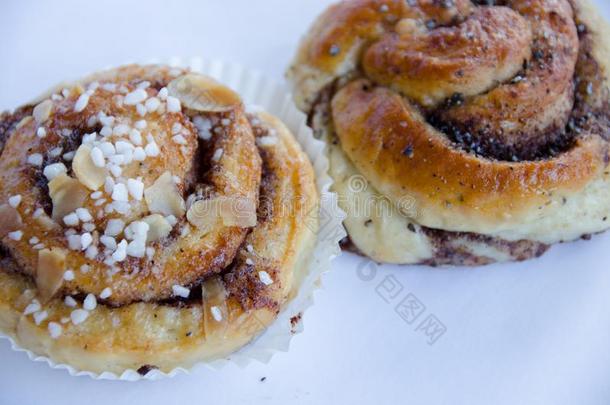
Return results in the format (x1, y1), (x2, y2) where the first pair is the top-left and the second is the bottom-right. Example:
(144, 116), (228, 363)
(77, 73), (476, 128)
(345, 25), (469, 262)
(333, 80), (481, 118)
(1, 1), (610, 404)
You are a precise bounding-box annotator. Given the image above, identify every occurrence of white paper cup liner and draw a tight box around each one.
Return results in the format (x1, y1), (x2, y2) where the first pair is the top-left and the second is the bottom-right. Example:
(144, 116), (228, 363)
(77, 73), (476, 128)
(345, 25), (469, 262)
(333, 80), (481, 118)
(0, 57), (346, 381)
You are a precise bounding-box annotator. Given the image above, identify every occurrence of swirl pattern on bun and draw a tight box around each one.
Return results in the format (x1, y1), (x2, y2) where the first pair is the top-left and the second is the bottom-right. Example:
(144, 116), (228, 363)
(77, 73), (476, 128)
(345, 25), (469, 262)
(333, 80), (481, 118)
(0, 65), (318, 374)
(289, 0), (610, 265)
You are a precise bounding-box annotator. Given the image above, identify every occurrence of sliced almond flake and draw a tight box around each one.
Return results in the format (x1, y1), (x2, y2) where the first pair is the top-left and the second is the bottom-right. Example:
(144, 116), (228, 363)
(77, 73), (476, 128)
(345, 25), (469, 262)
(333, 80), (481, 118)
(167, 74), (241, 113)
(222, 196), (257, 227)
(142, 214), (173, 242)
(33, 100), (53, 124)
(35, 212), (61, 231)
(73, 144), (107, 190)
(48, 173), (89, 221)
(144, 172), (185, 217)
(36, 248), (67, 303)
(186, 199), (221, 231)
(16, 116), (33, 130)
(0, 204), (23, 237)
(202, 278), (228, 328)
(187, 196), (257, 230)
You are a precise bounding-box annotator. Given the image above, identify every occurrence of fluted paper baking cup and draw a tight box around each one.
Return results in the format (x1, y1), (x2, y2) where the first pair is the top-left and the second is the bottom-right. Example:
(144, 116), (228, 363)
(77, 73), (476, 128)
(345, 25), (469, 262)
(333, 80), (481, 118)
(0, 57), (346, 381)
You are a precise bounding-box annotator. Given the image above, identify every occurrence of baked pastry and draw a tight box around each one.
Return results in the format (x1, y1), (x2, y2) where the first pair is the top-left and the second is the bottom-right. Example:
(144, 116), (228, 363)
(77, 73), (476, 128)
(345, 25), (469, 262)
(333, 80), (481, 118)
(0, 64), (319, 374)
(288, 0), (610, 265)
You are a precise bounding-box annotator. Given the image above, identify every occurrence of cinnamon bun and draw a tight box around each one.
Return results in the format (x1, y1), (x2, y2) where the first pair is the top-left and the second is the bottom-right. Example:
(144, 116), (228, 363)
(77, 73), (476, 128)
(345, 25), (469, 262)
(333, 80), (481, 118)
(288, 0), (610, 265)
(0, 64), (319, 373)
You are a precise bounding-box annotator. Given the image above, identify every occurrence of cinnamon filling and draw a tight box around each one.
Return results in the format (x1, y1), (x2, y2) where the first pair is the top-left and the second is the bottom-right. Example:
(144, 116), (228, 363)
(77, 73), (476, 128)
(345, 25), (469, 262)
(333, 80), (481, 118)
(428, 16), (610, 161)
(419, 227), (549, 266)
(340, 231), (549, 266)
(222, 117), (282, 311)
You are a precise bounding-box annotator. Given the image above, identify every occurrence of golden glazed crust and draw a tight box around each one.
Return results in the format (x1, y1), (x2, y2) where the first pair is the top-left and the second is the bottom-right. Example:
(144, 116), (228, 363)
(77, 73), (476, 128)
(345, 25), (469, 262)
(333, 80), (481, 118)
(331, 79), (606, 233)
(289, 0), (610, 265)
(0, 65), (319, 374)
